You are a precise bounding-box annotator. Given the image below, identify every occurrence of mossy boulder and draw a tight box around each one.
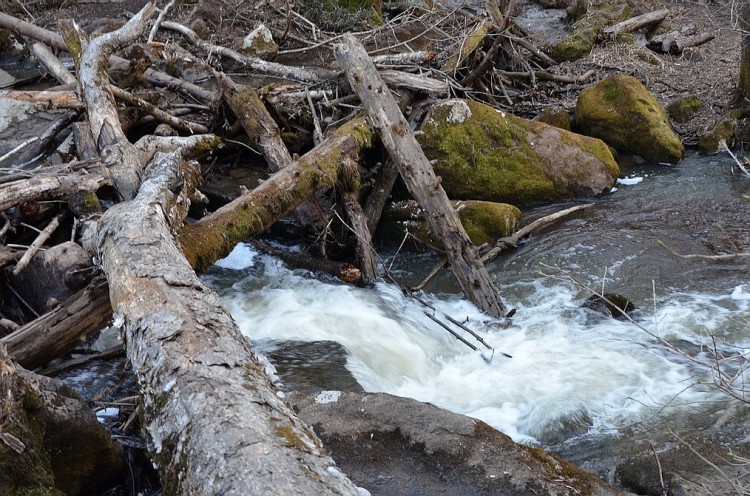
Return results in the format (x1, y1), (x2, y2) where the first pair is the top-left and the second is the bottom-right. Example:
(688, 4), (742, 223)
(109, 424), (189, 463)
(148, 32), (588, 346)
(699, 113), (739, 153)
(383, 199), (522, 246)
(575, 75), (684, 164)
(417, 99), (619, 206)
(667, 95), (702, 123)
(0, 347), (124, 496)
(550, 31), (594, 62)
(536, 107), (572, 131)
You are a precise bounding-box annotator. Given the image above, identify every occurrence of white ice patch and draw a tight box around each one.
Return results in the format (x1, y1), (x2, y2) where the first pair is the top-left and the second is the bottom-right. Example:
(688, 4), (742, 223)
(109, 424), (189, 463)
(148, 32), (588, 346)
(96, 407), (119, 422)
(617, 176), (644, 185)
(315, 391), (342, 404)
(215, 242), (257, 270)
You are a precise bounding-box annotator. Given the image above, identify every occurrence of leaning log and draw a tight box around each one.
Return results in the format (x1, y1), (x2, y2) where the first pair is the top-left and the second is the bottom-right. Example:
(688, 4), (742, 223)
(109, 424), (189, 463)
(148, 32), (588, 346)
(94, 151), (360, 494)
(334, 34), (509, 318)
(600, 8), (669, 41)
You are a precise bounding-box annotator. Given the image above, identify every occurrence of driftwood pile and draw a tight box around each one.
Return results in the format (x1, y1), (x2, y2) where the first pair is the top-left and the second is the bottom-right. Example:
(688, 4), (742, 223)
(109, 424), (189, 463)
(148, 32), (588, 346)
(0, 0), (624, 493)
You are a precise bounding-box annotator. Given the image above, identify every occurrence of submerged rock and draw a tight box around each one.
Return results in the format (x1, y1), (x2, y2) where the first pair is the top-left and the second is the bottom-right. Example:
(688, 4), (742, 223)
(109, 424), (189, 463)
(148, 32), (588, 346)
(582, 293), (637, 320)
(418, 99), (619, 206)
(575, 75), (684, 164)
(289, 390), (629, 496)
(383, 199), (522, 246)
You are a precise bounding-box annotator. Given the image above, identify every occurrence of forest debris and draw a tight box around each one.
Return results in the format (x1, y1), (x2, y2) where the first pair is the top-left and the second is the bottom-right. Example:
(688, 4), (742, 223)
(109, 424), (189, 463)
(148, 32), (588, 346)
(647, 26), (715, 54)
(29, 42), (77, 85)
(600, 8), (670, 41)
(12, 211), (65, 276)
(335, 34), (509, 318)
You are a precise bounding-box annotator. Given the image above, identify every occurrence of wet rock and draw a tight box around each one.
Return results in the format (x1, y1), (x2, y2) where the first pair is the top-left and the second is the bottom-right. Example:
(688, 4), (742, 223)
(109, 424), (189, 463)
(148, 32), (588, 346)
(532, 411), (594, 445)
(667, 95), (702, 124)
(575, 75), (684, 164)
(0, 344), (124, 495)
(418, 99), (619, 206)
(289, 390), (629, 495)
(582, 293), (637, 320)
(698, 112), (739, 153)
(264, 340), (364, 393)
(383, 199), (522, 246)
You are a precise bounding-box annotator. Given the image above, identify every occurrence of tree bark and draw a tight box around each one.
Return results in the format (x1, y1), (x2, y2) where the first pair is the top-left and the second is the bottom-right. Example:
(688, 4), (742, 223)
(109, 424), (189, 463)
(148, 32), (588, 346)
(334, 34), (508, 318)
(218, 73), (328, 231)
(340, 158), (378, 284)
(94, 150), (360, 495)
(740, 2), (750, 101)
(600, 8), (669, 41)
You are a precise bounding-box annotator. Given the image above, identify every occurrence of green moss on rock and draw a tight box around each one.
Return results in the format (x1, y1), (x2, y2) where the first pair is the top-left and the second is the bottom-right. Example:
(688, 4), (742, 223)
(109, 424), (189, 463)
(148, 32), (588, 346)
(550, 32), (593, 62)
(537, 108), (571, 131)
(418, 99), (618, 206)
(699, 115), (738, 153)
(383, 200), (522, 246)
(575, 75), (684, 163)
(667, 95), (702, 123)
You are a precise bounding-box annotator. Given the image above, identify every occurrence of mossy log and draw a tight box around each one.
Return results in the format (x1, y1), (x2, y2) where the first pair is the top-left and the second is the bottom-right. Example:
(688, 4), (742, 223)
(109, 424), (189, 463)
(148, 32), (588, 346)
(335, 34), (509, 318)
(179, 117), (375, 271)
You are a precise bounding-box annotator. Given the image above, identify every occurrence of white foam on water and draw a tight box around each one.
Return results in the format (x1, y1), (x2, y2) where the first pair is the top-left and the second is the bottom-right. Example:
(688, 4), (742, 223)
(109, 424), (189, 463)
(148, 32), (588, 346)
(210, 244), (742, 444)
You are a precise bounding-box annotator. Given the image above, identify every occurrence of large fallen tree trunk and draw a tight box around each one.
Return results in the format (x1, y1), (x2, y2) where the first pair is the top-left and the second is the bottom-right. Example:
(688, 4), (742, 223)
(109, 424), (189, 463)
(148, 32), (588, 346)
(95, 150), (359, 494)
(62, 4), (361, 492)
(334, 34), (509, 318)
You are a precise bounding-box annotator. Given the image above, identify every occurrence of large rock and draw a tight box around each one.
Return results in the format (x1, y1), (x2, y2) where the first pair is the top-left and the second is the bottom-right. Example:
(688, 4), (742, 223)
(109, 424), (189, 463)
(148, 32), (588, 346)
(418, 99), (619, 206)
(575, 75), (684, 164)
(289, 390), (629, 496)
(0, 343), (124, 495)
(384, 199), (522, 246)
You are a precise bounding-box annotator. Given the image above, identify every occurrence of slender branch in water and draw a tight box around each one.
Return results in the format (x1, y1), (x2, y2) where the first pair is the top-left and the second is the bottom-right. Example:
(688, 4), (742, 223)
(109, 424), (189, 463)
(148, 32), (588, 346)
(718, 139), (750, 178)
(658, 240), (750, 259)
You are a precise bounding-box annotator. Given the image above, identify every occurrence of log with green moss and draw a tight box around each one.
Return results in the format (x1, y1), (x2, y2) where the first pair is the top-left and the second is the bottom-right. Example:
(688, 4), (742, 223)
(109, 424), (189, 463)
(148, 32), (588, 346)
(179, 117), (375, 271)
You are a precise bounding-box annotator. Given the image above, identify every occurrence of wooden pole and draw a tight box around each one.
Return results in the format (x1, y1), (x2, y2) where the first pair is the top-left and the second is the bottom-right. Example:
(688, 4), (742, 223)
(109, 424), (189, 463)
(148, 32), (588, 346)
(334, 34), (508, 318)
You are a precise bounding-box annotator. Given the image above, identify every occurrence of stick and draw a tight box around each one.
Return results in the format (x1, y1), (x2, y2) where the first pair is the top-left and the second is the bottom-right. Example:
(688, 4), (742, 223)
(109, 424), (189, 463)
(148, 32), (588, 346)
(109, 85), (209, 134)
(13, 211), (65, 276)
(29, 42), (77, 85)
(658, 240), (750, 260)
(147, 0), (175, 43)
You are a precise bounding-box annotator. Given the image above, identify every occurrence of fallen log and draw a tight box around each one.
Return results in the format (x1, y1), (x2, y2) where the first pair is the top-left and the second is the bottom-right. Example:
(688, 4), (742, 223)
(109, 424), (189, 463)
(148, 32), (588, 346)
(179, 117), (375, 271)
(218, 72), (327, 231)
(0, 89), (83, 109)
(0, 170), (109, 212)
(600, 8), (670, 41)
(94, 150), (360, 494)
(0, 11), (217, 103)
(340, 157), (378, 284)
(2, 277), (112, 369)
(335, 34), (509, 318)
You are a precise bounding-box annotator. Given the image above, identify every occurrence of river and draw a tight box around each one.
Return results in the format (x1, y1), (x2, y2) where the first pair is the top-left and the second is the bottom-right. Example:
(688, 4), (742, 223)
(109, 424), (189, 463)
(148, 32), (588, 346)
(203, 152), (750, 483)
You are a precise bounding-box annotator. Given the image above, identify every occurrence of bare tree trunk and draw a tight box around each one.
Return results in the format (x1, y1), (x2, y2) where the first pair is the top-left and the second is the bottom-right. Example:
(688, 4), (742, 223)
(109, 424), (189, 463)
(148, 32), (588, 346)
(334, 34), (509, 318)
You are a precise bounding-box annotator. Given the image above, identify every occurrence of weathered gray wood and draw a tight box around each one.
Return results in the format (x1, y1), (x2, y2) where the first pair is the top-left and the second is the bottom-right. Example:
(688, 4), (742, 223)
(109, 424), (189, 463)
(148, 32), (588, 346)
(335, 34), (508, 318)
(600, 8), (669, 40)
(30, 42), (77, 85)
(0, 11), (216, 103)
(0, 89), (83, 109)
(95, 151), (360, 495)
(2, 278), (112, 369)
(0, 171), (109, 213)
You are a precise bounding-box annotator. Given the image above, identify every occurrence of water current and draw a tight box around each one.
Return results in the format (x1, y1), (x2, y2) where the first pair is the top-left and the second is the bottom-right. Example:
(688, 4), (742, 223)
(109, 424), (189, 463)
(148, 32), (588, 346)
(203, 152), (750, 476)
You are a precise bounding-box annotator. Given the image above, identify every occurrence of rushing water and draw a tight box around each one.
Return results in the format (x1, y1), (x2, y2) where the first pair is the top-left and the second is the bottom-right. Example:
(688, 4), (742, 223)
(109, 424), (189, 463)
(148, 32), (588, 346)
(203, 152), (750, 474)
